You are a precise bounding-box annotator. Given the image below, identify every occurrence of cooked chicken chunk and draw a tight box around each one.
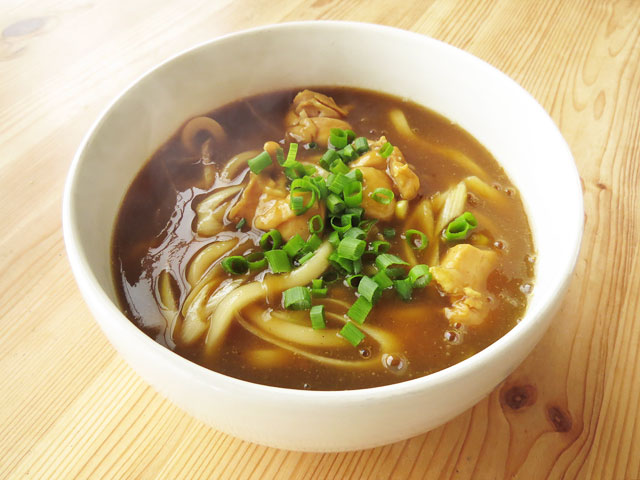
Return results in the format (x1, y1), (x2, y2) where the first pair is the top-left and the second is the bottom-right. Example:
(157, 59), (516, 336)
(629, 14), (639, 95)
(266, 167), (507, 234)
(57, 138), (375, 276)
(351, 136), (420, 200)
(359, 167), (396, 221)
(430, 244), (497, 326)
(285, 90), (352, 146)
(228, 173), (324, 240)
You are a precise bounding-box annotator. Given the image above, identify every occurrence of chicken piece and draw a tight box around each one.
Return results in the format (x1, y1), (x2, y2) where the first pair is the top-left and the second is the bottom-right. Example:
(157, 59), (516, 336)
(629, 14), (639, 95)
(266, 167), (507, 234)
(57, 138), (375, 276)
(285, 90), (353, 146)
(388, 145), (420, 200)
(289, 90), (348, 118)
(351, 136), (420, 200)
(228, 173), (324, 240)
(430, 244), (497, 326)
(359, 167), (396, 221)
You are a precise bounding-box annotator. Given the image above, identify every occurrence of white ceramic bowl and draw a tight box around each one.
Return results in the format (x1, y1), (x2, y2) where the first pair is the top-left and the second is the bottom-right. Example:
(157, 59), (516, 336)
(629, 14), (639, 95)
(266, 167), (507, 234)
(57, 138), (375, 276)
(63, 21), (583, 451)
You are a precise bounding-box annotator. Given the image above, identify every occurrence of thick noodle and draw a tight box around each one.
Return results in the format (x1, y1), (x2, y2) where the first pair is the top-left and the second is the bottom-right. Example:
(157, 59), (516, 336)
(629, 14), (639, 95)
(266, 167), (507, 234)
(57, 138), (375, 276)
(204, 242), (333, 355)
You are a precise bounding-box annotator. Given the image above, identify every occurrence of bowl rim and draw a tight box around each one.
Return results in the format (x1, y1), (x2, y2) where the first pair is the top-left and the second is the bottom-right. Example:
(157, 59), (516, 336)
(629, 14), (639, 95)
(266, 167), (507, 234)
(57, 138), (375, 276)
(62, 20), (584, 402)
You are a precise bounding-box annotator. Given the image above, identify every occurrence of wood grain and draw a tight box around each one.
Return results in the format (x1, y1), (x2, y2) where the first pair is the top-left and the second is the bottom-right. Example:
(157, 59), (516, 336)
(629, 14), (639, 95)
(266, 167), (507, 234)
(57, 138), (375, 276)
(1, 0), (639, 478)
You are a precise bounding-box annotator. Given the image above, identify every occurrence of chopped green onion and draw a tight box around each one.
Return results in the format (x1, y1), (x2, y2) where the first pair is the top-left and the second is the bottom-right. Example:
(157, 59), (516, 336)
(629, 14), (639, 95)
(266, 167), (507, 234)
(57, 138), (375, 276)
(320, 149), (339, 170)
(326, 193), (345, 214)
(312, 279), (323, 289)
(409, 264), (432, 288)
(386, 267), (406, 279)
(298, 251), (315, 264)
(290, 177), (319, 215)
(343, 181), (363, 207)
(221, 256), (249, 274)
(283, 286), (311, 310)
(371, 187), (394, 205)
(286, 142), (299, 164)
(337, 237), (366, 261)
(405, 229), (429, 251)
(340, 322), (365, 346)
(375, 253), (409, 271)
(322, 270), (340, 283)
(341, 213), (360, 228)
(337, 144), (358, 162)
(353, 137), (369, 154)
(352, 258), (363, 274)
(369, 240), (390, 254)
(383, 227), (396, 239)
(329, 128), (348, 149)
(247, 151), (272, 174)
(304, 164), (317, 176)
(346, 274), (364, 288)
(310, 176), (328, 199)
(308, 215), (324, 234)
(373, 269), (393, 289)
(358, 276), (381, 303)
(330, 215), (350, 234)
(379, 142), (394, 158)
(303, 233), (322, 253)
(235, 218), (246, 230)
(310, 305), (326, 329)
(283, 234), (305, 258)
(347, 297), (373, 325)
(265, 249), (292, 273)
(345, 169), (363, 182)
(344, 129), (356, 143)
(345, 206), (364, 219)
(444, 212), (478, 241)
(330, 158), (350, 174)
(328, 230), (341, 248)
(327, 173), (351, 195)
(394, 278), (413, 301)
(260, 229), (283, 251)
(359, 219), (378, 232)
(246, 251), (267, 271)
(343, 227), (366, 240)
(307, 142), (318, 149)
(275, 147), (285, 165)
(329, 252), (354, 273)
(311, 287), (328, 297)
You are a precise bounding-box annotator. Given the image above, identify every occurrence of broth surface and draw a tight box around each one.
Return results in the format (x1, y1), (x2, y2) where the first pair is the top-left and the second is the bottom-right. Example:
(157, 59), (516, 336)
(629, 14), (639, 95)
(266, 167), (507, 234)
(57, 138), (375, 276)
(112, 87), (535, 390)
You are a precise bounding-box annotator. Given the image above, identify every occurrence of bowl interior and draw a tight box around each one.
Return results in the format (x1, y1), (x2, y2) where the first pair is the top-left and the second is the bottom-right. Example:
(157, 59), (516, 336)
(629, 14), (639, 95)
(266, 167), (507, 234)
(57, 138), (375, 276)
(65, 21), (582, 387)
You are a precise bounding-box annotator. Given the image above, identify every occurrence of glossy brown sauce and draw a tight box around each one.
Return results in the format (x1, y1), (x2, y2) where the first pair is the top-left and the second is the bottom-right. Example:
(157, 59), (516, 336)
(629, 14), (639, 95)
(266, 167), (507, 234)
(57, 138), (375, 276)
(112, 87), (535, 390)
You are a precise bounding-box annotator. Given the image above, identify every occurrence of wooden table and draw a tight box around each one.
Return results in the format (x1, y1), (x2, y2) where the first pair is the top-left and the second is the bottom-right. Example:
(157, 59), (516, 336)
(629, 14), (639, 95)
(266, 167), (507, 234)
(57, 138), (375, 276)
(1, 1), (638, 478)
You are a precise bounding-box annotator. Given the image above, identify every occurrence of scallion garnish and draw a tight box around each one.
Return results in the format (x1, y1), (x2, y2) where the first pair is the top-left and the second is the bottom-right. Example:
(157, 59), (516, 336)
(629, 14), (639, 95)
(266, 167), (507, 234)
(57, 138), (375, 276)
(328, 230), (341, 248)
(308, 215), (324, 234)
(369, 240), (390, 254)
(353, 137), (369, 154)
(283, 234), (305, 258)
(329, 128), (348, 149)
(383, 227), (396, 239)
(340, 322), (365, 346)
(375, 253), (408, 271)
(358, 276), (381, 303)
(345, 274), (364, 288)
(326, 193), (345, 215)
(345, 169), (363, 182)
(337, 237), (366, 261)
(330, 215), (351, 234)
(327, 173), (351, 195)
(260, 229), (283, 251)
(235, 218), (246, 230)
(343, 227), (366, 240)
(379, 141), (394, 158)
(275, 146), (285, 165)
(347, 297), (373, 324)
(221, 256), (249, 275)
(264, 249), (291, 273)
(408, 264), (432, 288)
(338, 144), (358, 162)
(343, 181), (363, 207)
(320, 149), (339, 170)
(405, 229), (429, 250)
(330, 158), (350, 175)
(373, 269), (393, 289)
(310, 305), (326, 329)
(283, 286), (311, 310)
(344, 129), (356, 143)
(286, 142), (299, 164)
(298, 251), (315, 264)
(247, 150), (272, 174)
(371, 187), (394, 205)
(303, 233), (322, 253)
(290, 177), (318, 215)
(444, 211), (478, 241)
(246, 251), (267, 271)
(394, 277), (413, 301)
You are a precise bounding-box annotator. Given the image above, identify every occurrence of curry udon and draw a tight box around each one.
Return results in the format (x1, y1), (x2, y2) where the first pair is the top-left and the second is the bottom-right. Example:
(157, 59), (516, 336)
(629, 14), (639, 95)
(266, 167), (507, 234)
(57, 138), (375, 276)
(112, 88), (535, 390)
